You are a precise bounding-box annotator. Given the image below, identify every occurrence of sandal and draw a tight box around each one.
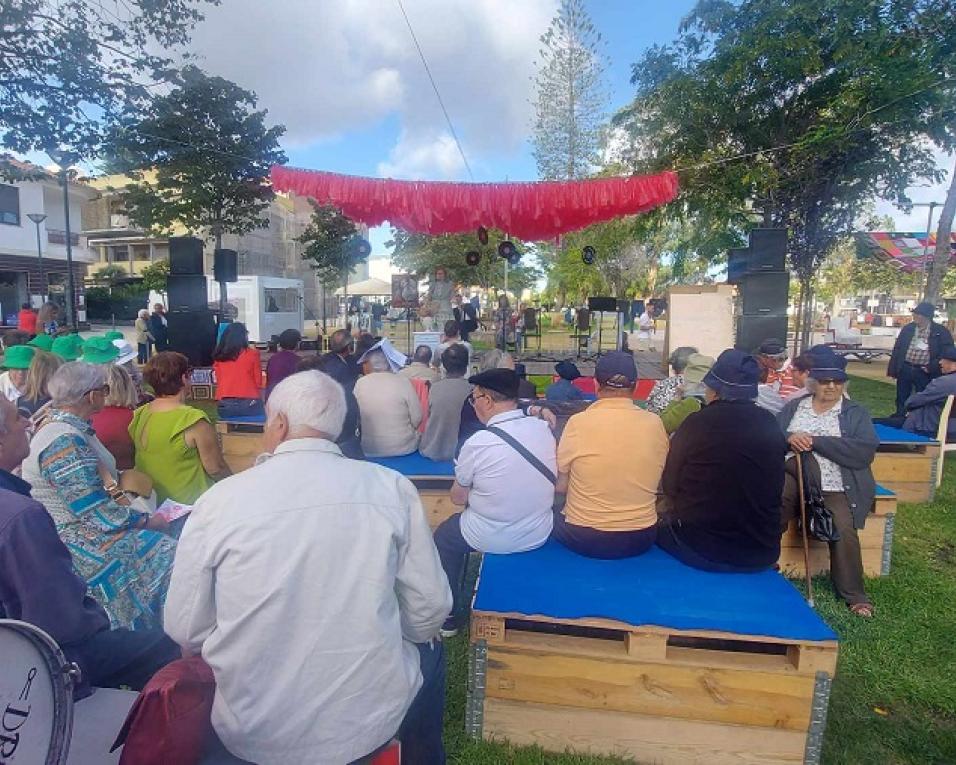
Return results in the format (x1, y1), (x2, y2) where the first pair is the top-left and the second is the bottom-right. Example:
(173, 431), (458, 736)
(848, 603), (874, 618)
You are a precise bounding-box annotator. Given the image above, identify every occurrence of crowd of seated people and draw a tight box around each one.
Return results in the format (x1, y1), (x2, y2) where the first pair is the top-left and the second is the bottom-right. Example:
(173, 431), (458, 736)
(1, 313), (895, 764)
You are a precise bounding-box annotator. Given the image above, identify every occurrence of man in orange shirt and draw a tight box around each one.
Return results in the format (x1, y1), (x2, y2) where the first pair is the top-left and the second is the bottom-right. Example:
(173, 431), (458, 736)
(553, 352), (669, 559)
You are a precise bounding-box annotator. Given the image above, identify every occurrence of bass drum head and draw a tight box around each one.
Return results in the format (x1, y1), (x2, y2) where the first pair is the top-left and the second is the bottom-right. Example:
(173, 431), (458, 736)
(0, 619), (75, 765)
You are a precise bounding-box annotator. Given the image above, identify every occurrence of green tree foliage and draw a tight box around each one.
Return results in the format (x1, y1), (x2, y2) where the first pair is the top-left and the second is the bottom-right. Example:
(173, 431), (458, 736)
(387, 229), (540, 298)
(92, 264), (128, 286)
(0, 0), (212, 168)
(615, 0), (955, 344)
(109, 66), (286, 249)
(531, 0), (609, 180)
(297, 202), (367, 289)
(140, 259), (170, 296)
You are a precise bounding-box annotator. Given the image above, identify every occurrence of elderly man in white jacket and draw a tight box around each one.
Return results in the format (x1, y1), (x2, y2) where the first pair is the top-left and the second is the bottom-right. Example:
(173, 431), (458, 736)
(164, 370), (452, 765)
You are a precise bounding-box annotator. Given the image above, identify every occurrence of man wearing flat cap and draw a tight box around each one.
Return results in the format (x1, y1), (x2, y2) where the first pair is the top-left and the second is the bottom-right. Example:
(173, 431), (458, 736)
(658, 349), (788, 572)
(888, 302), (954, 417)
(434, 367), (556, 636)
(877, 343), (956, 439)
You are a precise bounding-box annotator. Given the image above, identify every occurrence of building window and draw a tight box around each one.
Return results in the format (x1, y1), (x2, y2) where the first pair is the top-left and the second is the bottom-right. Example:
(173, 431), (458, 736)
(0, 184), (20, 225)
(264, 287), (298, 313)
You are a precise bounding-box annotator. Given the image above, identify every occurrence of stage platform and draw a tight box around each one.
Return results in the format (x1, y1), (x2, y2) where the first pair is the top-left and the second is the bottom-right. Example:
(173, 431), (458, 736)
(467, 541), (838, 764)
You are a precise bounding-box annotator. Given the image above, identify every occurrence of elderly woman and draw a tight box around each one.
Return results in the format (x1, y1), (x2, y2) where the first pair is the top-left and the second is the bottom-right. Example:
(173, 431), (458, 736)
(131, 351), (230, 504)
(134, 309), (153, 363)
(646, 346), (698, 414)
(21, 362), (176, 629)
(778, 347), (878, 618)
(91, 364), (140, 470)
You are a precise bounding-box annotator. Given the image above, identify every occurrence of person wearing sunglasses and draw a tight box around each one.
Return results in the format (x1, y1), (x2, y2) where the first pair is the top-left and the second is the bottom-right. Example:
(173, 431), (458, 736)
(778, 347), (878, 618)
(21, 361), (176, 630)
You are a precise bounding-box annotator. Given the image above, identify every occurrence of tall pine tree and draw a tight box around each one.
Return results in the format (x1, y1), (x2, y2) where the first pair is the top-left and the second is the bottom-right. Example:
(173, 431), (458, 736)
(531, 0), (608, 180)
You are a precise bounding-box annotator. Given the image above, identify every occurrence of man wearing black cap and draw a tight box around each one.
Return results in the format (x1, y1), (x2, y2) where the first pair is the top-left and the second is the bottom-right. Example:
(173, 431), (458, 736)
(658, 349), (788, 572)
(888, 302), (953, 416)
(434, 367), (556, 635)
(878, 343), (956, 439)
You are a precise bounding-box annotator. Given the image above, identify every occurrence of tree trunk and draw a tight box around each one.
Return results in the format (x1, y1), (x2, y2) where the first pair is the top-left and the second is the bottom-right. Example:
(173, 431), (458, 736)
(793, 279), (805, 355)
(801, 280), (814, 351)
(923, 156), (956, 304)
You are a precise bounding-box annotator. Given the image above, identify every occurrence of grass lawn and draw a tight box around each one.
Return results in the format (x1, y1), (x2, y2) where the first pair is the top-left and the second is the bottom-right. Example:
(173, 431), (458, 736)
(438, 374), (956, 764)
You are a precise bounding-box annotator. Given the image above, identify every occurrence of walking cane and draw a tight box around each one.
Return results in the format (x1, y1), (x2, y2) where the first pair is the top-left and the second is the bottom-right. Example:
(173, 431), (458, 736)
(794, 451), (815, 607)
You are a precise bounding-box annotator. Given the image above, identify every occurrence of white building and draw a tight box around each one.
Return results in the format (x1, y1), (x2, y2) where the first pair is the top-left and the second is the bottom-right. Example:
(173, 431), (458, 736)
(0, 157), (97, 325)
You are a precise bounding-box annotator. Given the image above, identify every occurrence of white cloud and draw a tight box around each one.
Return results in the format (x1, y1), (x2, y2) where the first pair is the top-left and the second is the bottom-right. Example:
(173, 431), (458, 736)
(873, 149), (954, 231)
(186, 0), (557, 178)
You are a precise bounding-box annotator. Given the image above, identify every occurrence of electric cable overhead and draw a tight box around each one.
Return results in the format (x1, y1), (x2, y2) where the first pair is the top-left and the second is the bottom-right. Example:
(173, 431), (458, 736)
(394, 0), (474, 181)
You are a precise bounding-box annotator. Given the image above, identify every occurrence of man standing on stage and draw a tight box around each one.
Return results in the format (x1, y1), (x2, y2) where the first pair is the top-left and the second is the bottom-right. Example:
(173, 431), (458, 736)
(453, 293), (478, 342)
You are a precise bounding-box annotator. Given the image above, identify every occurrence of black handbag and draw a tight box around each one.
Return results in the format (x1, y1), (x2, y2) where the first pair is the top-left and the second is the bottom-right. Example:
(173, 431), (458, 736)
(799, 456), (841, 542)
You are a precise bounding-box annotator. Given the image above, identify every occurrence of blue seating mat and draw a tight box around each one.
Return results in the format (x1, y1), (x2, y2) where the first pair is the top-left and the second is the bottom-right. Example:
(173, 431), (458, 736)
(875, 423), (934, 443)
(875, 484), (893, 497)
(218, 413), (266, 424)
(367, 452), (455, 477)
(473, 540), (837, 642)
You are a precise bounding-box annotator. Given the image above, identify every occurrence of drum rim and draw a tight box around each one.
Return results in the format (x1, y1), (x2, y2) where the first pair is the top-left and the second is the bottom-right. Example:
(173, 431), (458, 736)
(0, 619), (76, 765)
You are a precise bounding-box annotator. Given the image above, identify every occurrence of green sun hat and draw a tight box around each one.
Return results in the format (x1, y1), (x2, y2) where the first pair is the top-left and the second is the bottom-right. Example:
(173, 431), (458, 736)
(51, 334), (84, 361)
(28, 334), (55, 352)
(81, 336), (120, 365)
(104, 330), (124, 342)
(2, 344), (35, 369)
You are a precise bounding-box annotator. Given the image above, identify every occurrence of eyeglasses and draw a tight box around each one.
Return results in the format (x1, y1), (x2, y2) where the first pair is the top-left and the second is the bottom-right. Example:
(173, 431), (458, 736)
(468, 392), (489, 406)
(87, 384), (110, 396)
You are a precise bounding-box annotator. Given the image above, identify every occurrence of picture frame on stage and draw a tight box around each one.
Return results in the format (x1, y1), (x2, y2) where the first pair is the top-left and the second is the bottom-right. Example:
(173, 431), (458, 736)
(392, 274), (419, 309)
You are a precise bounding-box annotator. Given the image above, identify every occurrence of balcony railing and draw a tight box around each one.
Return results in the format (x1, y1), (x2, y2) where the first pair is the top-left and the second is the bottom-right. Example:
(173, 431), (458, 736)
(47, 228), (80, 246)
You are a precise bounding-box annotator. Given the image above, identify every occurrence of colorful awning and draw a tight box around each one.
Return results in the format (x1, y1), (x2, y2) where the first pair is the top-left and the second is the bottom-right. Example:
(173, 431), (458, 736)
(270, 166), (678, 240)
(856, 231), (956, 273)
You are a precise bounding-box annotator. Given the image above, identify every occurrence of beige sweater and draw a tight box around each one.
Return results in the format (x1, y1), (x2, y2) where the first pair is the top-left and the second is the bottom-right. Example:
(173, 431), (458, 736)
(354, 372), (423, 457)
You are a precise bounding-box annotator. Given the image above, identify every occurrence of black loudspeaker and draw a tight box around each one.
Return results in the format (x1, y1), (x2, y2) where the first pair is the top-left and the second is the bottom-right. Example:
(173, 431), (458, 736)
(214, 248), (238, 283)
(498, 241), (519, 263)
(575, 308), (591, 332)
(523, 307), (537, 331)
(748, 228), (788, 271)
(741, 272), (790, 315)
(727, 247), (750, 284)
(465, 250), (481, 267)
(588, 296), (618, 312)
(736, 315), (789, 352)
(167, 274), (208, 312)
(632, 299), (646, 318)
(169, 236), (204, 274)
(168, 309), (217, 366)
(582, 245), (596, 265)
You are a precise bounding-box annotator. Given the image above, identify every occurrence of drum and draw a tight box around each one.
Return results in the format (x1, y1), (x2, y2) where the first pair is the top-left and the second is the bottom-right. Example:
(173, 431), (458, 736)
(0, 619), (78, 765)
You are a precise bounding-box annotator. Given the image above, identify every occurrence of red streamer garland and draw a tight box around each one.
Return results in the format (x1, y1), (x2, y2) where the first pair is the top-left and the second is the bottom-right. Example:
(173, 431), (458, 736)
(270, 166), (678, 240)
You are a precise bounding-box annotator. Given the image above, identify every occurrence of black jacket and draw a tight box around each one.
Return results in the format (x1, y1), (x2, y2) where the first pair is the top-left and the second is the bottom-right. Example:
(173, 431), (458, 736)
(662, 399), (788, 568)
(888, 320), (953, 378)
(453, 303), (478, 332)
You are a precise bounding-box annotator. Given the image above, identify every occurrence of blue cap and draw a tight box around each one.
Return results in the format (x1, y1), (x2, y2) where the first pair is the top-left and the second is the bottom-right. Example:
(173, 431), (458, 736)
(702, 349), (759, 400)
(595, 351), (637, 388)
(555, 360), (581, 380)
(913, 302), (935, 318)
(807, 347), (848, 382)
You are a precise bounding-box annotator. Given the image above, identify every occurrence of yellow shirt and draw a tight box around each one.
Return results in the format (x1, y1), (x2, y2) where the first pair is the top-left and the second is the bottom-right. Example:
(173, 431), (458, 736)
(557, 397), (669, 531)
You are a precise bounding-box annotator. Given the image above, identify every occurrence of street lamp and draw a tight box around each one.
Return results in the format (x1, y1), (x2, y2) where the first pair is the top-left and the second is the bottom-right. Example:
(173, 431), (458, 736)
(47, 149), (80, 331)
(26, 213), (47, 302)
(914, 201), (941, 302)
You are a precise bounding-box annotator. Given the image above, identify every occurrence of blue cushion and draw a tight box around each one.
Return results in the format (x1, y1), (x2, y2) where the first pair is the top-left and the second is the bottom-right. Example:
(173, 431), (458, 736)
(366, 452), (455, 477)
(473, 540), (837, 642)
(875, 484), (894, 497)
(875, 424), (934, 443)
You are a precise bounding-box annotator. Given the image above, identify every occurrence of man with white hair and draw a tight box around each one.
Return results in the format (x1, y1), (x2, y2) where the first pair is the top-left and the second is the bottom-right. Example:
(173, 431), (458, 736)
(164, 370), (451, 765)
(354, 347), (423, 457)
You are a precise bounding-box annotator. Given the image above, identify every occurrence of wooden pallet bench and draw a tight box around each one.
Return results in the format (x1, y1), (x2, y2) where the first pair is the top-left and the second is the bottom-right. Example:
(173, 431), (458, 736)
(778, 485), (896, 577)
(872, 424), (939, 503)
(467, 542), (838, 765)
(215, 417), (266, 473)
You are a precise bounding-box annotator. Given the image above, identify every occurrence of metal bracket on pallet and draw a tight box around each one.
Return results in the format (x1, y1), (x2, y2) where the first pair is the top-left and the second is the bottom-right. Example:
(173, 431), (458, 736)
(881, 513), (896, 576)
(804, 671), (833, 765)
(465, 640), (487, 739)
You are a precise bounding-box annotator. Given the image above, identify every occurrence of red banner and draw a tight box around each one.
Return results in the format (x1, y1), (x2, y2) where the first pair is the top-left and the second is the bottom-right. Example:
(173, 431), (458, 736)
(270, 166), (678, 240)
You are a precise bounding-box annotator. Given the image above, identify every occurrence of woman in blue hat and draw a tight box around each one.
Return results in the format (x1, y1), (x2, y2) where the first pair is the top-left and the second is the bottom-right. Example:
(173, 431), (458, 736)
(778, 347), (878, 617)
